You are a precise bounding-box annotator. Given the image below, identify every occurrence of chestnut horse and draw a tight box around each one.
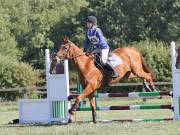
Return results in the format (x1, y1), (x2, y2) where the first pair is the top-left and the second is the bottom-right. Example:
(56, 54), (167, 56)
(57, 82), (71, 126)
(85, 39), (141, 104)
(53, 37), (156, 123)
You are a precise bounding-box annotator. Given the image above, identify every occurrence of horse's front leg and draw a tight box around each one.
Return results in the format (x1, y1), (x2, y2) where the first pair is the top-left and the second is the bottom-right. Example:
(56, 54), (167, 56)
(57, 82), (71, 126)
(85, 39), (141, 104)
(68, 83), (95, 122)
(88, 93), (97, 123)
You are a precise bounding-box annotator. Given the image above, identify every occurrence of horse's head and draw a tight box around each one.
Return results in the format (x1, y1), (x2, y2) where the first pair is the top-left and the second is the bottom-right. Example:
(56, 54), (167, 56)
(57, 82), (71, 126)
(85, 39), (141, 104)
(49, 36), (75, 73)
(49, 37), (71, 73)
(56, 36), (83, 61)
(56, 36), (73, 60)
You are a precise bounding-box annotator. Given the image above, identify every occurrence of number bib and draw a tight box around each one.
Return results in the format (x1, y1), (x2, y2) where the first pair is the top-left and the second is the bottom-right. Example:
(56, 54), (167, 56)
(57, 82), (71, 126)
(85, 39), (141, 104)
(87, 30), (99, 44)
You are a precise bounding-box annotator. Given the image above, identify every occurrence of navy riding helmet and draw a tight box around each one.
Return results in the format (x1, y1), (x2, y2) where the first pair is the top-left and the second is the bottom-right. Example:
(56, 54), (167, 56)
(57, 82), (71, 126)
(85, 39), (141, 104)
(86, 16), (97, 25)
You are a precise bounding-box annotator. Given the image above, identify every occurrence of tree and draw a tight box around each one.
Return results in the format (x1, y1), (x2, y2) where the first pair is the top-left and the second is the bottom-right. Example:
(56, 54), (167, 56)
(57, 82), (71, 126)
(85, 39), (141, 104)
(74, 0), (180, 47)
(0, 16), (19, 58)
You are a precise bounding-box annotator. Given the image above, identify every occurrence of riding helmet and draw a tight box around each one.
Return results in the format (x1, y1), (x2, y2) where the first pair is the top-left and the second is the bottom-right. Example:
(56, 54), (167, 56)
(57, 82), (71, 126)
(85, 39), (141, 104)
(86, 16), (97, 24)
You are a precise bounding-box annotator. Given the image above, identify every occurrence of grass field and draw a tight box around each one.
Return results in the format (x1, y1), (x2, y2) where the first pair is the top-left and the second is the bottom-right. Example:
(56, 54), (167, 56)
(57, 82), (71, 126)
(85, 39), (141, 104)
(1, 97), (180, 135)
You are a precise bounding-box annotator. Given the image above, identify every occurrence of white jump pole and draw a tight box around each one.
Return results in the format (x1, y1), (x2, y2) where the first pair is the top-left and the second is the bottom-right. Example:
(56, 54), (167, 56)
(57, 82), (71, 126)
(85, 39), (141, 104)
(45, 49), (70, 122)
(171, 41), (180, 120)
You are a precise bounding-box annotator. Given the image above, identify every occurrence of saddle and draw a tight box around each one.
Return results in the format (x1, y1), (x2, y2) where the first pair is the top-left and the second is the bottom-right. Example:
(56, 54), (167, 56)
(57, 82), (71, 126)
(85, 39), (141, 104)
(94, 52), (123, 75)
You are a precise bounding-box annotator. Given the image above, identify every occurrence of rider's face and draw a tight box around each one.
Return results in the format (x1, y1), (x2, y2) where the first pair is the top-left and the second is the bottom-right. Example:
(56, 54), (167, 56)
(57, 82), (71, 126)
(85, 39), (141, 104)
(86, 22), (93, 29)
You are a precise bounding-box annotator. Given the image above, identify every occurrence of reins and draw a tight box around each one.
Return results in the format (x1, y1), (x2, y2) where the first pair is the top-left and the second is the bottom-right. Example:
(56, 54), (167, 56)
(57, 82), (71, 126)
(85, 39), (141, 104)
(57, 53), (87, 61)
(69, 53), (87, 59)
(57, 43), (90, 60)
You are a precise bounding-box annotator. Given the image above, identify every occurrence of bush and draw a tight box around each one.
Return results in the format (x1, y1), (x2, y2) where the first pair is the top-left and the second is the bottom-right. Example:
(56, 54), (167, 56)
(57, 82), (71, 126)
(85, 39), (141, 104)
(0, 54), (39, 100)
(130, 39), (171, 82)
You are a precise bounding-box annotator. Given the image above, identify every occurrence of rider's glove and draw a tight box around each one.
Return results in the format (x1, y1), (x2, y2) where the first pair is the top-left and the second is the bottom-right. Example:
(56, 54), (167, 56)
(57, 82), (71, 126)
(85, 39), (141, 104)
(83, 48), (87, 52)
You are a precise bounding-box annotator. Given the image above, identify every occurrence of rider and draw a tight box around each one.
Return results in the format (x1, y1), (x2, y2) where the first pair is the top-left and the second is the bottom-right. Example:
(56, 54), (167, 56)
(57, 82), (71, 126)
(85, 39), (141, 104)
(83, 15), (119, 78)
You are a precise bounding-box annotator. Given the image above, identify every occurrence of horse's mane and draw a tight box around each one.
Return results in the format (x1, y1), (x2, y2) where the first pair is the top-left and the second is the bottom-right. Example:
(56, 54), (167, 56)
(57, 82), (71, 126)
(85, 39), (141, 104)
(70, 42), (84, 53)
(70, 42), (94, 60)
(69, 41), (95, 69)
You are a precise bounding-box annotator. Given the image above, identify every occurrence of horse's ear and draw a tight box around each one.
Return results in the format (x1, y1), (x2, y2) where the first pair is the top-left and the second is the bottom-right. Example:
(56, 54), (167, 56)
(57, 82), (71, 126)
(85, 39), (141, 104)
(62, 36), (69, 44)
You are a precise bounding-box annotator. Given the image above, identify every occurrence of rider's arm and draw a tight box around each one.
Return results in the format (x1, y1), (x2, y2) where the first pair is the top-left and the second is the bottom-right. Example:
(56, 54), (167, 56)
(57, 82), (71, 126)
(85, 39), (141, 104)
(96, 28), (108, 48)
(83, 33), (90, 51)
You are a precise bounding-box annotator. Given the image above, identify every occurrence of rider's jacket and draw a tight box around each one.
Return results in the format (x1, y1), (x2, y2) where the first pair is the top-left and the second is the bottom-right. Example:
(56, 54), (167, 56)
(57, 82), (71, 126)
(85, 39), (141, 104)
(83, 26), (109, 49)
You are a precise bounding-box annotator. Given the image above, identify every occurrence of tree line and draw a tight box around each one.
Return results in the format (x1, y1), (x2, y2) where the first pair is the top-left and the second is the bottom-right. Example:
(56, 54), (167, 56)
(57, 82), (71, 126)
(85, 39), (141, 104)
(0, 0), (179, 91)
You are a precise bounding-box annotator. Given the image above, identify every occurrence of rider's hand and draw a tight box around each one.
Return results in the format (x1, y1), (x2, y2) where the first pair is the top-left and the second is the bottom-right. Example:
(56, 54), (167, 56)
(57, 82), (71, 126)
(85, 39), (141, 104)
(83, 48), (92, 56)
(85, 52), (90, 56)
(83, 48), (87, 52)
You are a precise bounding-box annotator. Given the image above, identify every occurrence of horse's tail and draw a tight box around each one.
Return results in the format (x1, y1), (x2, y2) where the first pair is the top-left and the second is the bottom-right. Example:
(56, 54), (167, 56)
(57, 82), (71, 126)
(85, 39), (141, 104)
(141, 56), (156, 80)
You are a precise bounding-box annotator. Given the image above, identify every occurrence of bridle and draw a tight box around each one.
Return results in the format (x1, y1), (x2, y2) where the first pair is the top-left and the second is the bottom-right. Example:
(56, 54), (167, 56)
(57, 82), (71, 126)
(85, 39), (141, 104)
(55, 43), (87, 61)
(50, 41), (93, 74)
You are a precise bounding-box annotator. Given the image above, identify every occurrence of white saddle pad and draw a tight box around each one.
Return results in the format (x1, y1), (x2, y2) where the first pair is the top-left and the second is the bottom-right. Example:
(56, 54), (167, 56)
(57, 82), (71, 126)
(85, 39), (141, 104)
(108, 53), (123, 67)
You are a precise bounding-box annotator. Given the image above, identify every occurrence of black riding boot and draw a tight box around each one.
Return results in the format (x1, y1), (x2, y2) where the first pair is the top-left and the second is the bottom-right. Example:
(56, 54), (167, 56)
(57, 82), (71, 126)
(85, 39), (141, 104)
(106, 61), (119, 78)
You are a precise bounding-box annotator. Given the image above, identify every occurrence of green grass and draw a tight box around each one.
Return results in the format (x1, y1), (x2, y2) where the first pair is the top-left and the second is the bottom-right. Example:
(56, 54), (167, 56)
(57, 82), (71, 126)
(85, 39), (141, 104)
(1, 97), (180, 135)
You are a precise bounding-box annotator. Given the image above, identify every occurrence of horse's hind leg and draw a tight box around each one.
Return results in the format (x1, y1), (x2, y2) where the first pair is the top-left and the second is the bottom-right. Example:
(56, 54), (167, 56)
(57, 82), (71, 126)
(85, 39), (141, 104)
(88, 93), (97, 123)
(143, 80), (153, 92)
(132, 69), (155, 91)
(141, 73), (158, 92)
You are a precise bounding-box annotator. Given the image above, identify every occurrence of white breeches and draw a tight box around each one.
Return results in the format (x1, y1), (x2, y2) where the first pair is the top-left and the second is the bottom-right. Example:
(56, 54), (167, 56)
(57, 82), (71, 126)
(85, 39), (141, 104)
(92, 48), (109, 65)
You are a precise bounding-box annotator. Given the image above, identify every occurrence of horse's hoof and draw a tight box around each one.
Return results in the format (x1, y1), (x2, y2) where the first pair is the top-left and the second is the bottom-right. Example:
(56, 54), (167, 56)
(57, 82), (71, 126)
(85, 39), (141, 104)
(150, 85), (159, 92)
(142, 98), (147, 102)
(68, 109), (73, 114)
(68, 117), (72, 123)
(144, 87), (152, 92)
(8, 119), (19, 124)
